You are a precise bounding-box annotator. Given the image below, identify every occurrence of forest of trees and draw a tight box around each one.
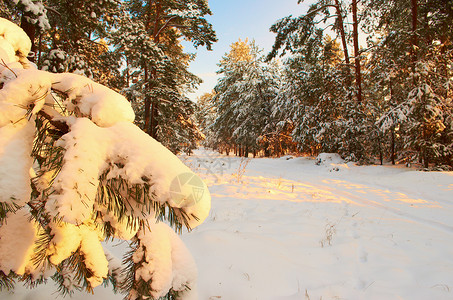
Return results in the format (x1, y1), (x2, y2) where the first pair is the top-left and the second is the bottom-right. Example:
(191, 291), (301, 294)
(2, 0), (452, 170)
(199, 0), (453, 170)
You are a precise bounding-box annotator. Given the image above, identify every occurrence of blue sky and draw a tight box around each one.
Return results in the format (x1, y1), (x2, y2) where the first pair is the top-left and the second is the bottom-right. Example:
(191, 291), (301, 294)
(183, 0), (313, 101)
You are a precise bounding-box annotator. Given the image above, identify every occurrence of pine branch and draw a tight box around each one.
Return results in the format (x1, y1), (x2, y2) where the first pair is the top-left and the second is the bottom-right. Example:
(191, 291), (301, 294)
(0, 271), (16, 291)
(95, 172), (193, 239)
(56, 247), (96, 295)
(37, 110), (69, 135)
(0, 202), (20, 224)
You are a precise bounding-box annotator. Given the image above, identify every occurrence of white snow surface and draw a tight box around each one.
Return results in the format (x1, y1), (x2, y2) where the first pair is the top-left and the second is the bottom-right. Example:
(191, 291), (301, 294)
(3, 148), (453, 299)
(0, 209), (38, 276)
(0, 121), (34, 207)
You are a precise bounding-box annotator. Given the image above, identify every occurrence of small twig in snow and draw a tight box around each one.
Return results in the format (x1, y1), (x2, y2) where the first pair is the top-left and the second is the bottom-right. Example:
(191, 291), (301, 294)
(0, 59), (18, 78)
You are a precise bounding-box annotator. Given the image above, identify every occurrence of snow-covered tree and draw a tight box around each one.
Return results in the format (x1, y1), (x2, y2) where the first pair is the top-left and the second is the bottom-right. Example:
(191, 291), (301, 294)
(195, 92), (218, 150)
(267, 0), (373, 161)
(113, 0), (216, 153)
(211, 39), (281, 157)
(364, 0), (453, 168)
(39, 0), (121, 86)
(0, 18), (210, 299)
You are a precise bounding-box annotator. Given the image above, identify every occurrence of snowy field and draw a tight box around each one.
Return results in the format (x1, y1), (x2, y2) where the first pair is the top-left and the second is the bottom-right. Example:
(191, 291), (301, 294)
(2, 148), (453, 300)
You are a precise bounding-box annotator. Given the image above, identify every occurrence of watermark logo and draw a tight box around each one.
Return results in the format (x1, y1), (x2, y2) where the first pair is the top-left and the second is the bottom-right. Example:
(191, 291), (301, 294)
(169, 172), (205, 207)
(194, 149), (232, 177)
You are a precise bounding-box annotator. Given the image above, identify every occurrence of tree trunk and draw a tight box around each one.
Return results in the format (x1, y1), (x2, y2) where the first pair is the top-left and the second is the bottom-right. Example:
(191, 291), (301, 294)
(333, 0), (350, 67)
(391, 126), (396, 165)
(379, 145), (383, 165)
(390, 80), (396, 165)
(264, 141), (270, 157)
(142, 0), (161, 138)
(149, 1), (162, 140)
(411, 0), (418, 76)
(20, 12), (36, 61)
(352, 0), (362, 103)
(423, 148), (429, 169)
(150, 100), (158, 139)
(144, 66), (152, 134)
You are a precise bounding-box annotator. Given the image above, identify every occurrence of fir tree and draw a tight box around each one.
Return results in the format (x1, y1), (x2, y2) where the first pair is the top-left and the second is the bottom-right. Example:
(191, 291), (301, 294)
(210, 39), (280, 157)
(364, 0), (453, 168)
(114, 0), (217, 153)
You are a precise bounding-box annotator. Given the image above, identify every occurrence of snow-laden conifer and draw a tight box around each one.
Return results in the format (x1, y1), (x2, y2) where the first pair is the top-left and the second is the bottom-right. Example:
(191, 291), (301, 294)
(0, 18), (210, 299)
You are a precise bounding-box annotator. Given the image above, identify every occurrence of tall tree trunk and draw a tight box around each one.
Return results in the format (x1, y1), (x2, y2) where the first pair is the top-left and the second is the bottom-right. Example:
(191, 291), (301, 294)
(379, 142), (383, 165)
(20, 12), (36, 61)
(144, 66), (151, 134)
(391, 126), (396, 165)
(143, 0), (153, 135)
(411, 0), (425, 166)
(333, 0), (350, 67)
(264, 141), (270, 157)
(149, 0), (162, 140)
(150, 100), (158, 139)
(352, 0), (362, 103)
(411, 0), (418, 75)
(142, 0), (161, 139)
(390, 79), (396, 165)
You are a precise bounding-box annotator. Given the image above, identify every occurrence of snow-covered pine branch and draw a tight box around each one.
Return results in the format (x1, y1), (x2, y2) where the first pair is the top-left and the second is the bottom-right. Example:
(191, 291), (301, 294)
(0, 18), (210, 299)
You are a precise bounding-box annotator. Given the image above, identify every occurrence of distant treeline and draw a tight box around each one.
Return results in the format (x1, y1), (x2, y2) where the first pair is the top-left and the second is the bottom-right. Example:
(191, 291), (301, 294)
(197, 0), (453, 170)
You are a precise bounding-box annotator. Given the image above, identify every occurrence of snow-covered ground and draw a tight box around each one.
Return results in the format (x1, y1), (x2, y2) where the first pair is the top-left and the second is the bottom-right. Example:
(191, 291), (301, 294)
(2, 148), (453, 299)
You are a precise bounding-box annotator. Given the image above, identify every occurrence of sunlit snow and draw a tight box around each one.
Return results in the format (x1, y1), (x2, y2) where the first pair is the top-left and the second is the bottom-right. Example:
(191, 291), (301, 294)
(4, 149), (453, 299)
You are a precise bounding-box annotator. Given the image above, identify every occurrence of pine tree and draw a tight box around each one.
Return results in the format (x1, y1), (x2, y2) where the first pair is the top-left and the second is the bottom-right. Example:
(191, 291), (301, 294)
(40, 0), (121, 86)
(210, 39), (280, 157)
(123, 0), (216, 137)
(0, 18), (210, 299)
(268, 0), (373, 161)
(267, 0), (353, 93)
(364, 0), (453, 168)
(195, 91), (218, 151)
(113, 0), (216, 153)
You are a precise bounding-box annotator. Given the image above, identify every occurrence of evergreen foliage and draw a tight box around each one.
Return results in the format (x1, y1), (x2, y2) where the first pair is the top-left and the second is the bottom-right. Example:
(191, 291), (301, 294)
(0, 17), (210, 299)
(114, 0), (216, 153)
(196, 0), (452, 168)
(207, 39), (281, 157)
